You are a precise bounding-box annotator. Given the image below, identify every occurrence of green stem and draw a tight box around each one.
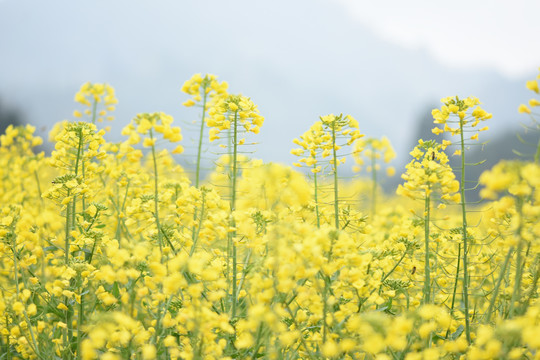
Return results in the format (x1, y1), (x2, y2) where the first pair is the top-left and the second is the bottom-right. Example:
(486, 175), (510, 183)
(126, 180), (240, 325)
(446, 241), (461, 340)
(331, 122), (339, 229)
(149, 130), (163, 256)
(74, 128), (83, 177)
(380, 249), (409, 285)
(520, 254), (540, 315)
(484, 246), (513, 323)
(534, 135), (540, 163)
(371, 150), (377, 217)
(34, 170), (44, 204)
(77, 278), (84, 360)
(283, 302), (316, 360)
(195, 89), (209, 188)
(458, 121), (471, 343)
(323, 277), (329, 343)
(231, 111), (239, 320)
(65, 190), (72, 264)
(90, 100), (97, 125)
(312, 162), (320, 229)
(507, 197), (525, 318)
(189, 193), (206, 256)
(423, 187), (431, 304)
(11, 239), (41, 358)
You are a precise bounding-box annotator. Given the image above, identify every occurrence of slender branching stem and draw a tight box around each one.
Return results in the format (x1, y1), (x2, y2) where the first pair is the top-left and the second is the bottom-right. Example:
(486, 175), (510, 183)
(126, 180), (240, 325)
(371, 150), (377, 216)
(195, 89), (209, 188)
(423, 186), (431, 304)
(312, 162), (320, 229)
(149, 129), (163, 256)
(231, 111), (239, 320)
(331, 122), (339, 230)
(508, 197), (525, 318)
(484, 246), (513, 323)
(458, 120), (471, 343)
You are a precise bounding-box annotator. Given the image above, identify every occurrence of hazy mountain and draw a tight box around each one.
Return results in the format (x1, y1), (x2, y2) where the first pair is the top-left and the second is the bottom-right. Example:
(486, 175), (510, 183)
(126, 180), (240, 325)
(0, 0), (535, 172)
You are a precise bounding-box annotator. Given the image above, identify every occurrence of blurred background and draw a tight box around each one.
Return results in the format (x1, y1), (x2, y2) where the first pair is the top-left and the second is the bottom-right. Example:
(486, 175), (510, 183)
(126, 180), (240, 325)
(1, 0), (539, 187)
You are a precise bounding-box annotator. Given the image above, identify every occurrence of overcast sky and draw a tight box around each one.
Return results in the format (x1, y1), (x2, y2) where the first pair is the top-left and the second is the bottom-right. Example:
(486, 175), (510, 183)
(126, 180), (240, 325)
(0, 0), (538, 170)
(339, 0), (540, 78)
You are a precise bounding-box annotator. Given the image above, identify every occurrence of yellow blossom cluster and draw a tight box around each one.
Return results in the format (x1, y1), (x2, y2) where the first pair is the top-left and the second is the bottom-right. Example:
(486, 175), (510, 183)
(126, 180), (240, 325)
(181, 73), (228, 107)
(431, 96), (491, 153)
(352, 135), (396, 176)
(518, 67), (540, 114)
(397, 139), (460, 203)
(73, 82), (118, 123)
(0, 76), (539, 360)
(121, 112), (184, 154)
(291, 114), (363, 172)
(0, 124), (43, 150)
(206, 94), (264, 142)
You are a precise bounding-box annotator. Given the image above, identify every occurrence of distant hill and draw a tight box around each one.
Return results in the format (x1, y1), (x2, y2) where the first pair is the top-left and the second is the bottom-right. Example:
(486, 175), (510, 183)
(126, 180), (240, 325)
(0, 0), (535, 171)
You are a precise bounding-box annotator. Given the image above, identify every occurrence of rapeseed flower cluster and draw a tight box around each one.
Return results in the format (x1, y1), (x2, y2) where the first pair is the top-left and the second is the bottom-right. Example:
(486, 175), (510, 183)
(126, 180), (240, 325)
(181, 73), (228, 108)
(73, 82), (118, 123)
(431, 96), (491, 155)
(0, 74), (539, 360)
(518, 67), (540, 115)
(207, 94), (264, 142)
(121, 112), (184, 154)
(397, 139), (460, 204)
(352, 136), (395, 175)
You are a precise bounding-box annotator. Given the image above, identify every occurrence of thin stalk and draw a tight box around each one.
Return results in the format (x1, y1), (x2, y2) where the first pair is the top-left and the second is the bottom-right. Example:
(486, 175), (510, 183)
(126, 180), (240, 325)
(444, 243), (462, 340)
(507, 197), (525, 318)
(73, 128), (84, 176)
(189, 193), (206, 256)
(322, 120), (341, 342)
(331, 122), (339, 229)
(449, 244), (461, 314)
(382, 250), (409, 285)
(535, 136), (540, 163)
(458, 123), (471, 343)
(231, 111), (239, 320)
(11, 241), (40, 358)
(312, 162), (320, 229)
(250, 324), (265, 360)
(64, 190), (72, 264)
(371, 150), (377, 216)
(34, 170), (44, 204)
(195, 89), (209, 188)
(520, 254), (540, 315)
(5, 314), (11, 359)
(149, 130), (163, 255)
(225, 128), (233, 296)
(484, 246), (513, 323)
(90, 100), (97, 125)
(423, 187), (431, 304)
(323, 277), (329, 343)
(322, 234), (339, 343)
(283, 302), (316, 360)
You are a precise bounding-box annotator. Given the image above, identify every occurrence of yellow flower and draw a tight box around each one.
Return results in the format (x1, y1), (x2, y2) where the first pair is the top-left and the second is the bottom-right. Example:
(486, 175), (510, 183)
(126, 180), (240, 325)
(142, 344), (157, 360)
(529, 98), (540, 107)
(322, 340), (340, 358)
(143, 138), (156, 147)
(518, 104), (531, 114)
(172, 145), (184, 154)
(526, 80), (539, 93)
(207, 94), (264, 144)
